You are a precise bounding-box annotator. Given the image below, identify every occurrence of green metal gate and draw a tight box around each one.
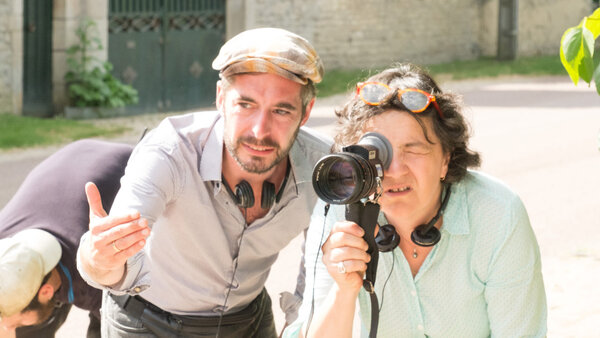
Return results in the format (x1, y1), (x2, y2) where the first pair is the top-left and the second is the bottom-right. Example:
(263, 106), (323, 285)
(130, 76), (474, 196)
(23, 0), (53, 117)
(108, 0), (225, 114)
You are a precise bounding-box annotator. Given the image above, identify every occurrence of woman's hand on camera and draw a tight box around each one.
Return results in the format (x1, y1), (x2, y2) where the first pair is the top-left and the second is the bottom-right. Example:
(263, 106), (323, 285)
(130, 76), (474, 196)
(321, 220), (371, 293)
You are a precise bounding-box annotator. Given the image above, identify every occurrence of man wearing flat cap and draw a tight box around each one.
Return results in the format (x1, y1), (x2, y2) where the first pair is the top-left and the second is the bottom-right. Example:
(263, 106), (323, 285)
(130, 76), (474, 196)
(77, 27), (331, 337)
(0, 139), (132, 338)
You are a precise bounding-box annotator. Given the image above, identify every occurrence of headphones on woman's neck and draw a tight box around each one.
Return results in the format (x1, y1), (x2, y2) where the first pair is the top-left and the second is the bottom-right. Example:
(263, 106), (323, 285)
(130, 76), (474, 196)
(375, 184), (452, 251)
(221, 163), (291, 209)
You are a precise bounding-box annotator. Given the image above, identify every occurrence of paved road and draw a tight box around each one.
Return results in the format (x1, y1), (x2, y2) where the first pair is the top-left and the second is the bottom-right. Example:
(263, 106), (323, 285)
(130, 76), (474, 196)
(1, 76), (598, 337)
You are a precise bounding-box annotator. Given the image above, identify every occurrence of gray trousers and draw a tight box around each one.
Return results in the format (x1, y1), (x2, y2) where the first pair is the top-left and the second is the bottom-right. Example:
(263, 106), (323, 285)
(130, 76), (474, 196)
(101, 289), (277, 338)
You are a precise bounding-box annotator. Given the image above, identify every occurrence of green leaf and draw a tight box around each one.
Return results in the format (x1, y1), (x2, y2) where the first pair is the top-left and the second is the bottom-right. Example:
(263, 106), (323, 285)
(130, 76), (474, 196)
(562, 26), (583, 62)
(66, 45), (80, 55)
(585, 8), (600, 39)
(593, 64), (600, 95)
(560, 27), (581, 84)
(560, 20), (598, 86)
(579, 25), (596, 83)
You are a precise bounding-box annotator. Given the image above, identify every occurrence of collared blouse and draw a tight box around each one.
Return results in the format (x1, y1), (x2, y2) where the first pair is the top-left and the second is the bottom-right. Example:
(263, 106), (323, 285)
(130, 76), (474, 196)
(285, 170), (547, 337)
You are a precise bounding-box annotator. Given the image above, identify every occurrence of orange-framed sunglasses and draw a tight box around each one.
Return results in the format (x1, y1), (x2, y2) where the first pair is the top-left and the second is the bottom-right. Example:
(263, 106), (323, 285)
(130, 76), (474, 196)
(356, 82), (444, 118)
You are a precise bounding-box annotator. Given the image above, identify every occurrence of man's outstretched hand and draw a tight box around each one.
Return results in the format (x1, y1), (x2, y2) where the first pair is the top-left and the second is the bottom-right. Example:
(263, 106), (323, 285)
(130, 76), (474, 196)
(79, 182), (150, 286)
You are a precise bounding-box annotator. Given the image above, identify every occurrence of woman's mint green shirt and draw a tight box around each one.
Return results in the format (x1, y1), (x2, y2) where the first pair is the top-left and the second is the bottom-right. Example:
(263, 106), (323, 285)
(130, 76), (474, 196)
(284, 171), (547, 337)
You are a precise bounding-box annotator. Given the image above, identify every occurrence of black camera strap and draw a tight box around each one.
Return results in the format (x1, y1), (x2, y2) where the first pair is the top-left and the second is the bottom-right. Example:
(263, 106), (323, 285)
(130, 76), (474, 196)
(346, 202), (381, 338)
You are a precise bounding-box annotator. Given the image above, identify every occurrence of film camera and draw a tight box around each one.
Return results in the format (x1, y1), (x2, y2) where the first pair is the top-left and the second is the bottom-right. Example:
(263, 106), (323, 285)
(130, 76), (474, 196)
(311, 131), (395, 338)
(312, 132), (392, 205)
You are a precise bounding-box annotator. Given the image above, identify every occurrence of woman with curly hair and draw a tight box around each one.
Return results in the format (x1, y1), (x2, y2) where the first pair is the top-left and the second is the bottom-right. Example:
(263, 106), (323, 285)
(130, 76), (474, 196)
(284, 63), (547, 337)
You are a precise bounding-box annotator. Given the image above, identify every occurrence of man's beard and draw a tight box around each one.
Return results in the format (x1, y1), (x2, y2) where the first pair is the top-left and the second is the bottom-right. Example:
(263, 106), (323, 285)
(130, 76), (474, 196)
(23, 294), (57, 327)
(225, 128), (300, 174)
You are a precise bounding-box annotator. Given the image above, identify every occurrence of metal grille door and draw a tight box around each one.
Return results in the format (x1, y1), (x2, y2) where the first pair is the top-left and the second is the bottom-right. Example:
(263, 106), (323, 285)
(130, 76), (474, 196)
(109, 0), (225, 114)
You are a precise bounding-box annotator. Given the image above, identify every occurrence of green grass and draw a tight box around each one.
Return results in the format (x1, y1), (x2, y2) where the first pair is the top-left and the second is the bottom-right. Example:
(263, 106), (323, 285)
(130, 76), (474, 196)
(317, 54), (568, 97)
(426, 55), (567, 80)
(0, 54), (581, 150)
(0, 114), (128, 149)
(316, 68), (374, 97)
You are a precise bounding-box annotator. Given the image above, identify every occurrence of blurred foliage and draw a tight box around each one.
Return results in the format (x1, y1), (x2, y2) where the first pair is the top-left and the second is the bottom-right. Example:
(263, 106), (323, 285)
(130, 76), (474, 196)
(0, 114), (127, 149)
(559, 8), (600, 95)
(65, 19), (138, 108)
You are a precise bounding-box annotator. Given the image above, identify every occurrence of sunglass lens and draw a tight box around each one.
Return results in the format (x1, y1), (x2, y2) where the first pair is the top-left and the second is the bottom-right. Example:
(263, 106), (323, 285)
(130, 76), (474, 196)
(400, 91), (429, 112)
(360, 84), (388, 105)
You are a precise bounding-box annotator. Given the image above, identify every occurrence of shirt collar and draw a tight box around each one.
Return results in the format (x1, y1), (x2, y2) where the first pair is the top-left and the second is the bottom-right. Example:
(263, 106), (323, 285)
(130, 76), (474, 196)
(441, 182), (470, 236)
(199, 115), (224, 182)
(287, 127), (314, 186)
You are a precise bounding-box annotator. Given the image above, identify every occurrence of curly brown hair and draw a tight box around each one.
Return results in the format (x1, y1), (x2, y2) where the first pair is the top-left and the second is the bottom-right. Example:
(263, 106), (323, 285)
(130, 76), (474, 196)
(334, 63), (480, 183)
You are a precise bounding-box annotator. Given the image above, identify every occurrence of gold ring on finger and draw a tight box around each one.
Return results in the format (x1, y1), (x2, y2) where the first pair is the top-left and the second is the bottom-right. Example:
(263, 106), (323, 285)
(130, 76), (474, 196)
(112, 240), (122, 253)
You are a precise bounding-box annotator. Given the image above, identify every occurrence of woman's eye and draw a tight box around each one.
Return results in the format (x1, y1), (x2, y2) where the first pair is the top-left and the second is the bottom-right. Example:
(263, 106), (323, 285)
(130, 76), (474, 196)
(406, 147), (430, 155)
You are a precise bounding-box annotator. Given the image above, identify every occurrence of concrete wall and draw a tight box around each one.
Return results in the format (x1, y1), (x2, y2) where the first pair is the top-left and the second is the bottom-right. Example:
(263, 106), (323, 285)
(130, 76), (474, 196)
(236, 0), (592, 71)
(0, 0), (22, 115)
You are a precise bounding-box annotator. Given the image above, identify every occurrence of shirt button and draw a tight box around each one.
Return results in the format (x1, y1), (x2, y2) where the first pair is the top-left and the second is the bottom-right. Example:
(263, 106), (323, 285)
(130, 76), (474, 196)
(418, 324), (424, 331)
(411, 290), (416, 296)
(134, 287), (142, 293)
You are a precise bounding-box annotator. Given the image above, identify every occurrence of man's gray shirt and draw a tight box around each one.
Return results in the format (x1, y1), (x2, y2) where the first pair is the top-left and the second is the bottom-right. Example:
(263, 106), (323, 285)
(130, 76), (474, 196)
(78, 111), (332, 316)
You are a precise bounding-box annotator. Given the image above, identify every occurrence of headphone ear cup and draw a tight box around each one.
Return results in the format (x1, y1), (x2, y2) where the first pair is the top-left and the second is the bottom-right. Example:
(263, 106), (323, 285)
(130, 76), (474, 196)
(235, 180), (255, 208)
(410, 224), (441, 247)
(261, 181), (276, 209)
(375, 224), (400, 252)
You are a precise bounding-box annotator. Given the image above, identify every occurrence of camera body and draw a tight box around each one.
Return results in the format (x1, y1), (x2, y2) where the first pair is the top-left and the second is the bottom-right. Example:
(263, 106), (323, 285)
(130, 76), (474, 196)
(312, 132), (392, 205)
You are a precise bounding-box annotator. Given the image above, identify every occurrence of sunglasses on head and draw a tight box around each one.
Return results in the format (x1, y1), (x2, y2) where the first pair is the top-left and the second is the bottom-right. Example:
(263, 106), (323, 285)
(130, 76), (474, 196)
(356, 81), (444, 118)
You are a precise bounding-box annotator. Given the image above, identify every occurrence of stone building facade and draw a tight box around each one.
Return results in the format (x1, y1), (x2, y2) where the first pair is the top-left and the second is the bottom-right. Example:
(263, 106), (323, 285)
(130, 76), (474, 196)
(0, 1), (21, 115)
(232, 0), (591, 69)
(0, 0), (593, 116)
(0, 0), (106, 116)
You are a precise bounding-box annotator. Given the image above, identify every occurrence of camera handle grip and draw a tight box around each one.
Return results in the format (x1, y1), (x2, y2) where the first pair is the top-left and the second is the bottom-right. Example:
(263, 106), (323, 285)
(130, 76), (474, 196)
(345, 202), (380, 289)
(346, 202), (381, 338)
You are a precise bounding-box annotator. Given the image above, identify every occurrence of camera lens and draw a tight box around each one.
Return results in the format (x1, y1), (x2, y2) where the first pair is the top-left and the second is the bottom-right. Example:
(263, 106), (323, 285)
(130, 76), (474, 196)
(311, 132), (391, 205)
(326, 160), (356, 200)
(312, 153), (375, 204)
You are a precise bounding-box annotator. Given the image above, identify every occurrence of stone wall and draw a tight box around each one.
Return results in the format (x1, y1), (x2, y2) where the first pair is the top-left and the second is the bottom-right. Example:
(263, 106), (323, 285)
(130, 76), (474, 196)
(238, 0), (592, 71)
(53, 0), (108, 114)
(518, 0), (589, 56)
(0, 0), (107, 116)
(0, 0), (22, 115)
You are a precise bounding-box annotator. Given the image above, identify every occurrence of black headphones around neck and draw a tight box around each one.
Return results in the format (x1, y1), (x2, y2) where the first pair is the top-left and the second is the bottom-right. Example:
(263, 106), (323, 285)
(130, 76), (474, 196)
(375, 184), (452, 252)
(221, 164), (291, 209)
